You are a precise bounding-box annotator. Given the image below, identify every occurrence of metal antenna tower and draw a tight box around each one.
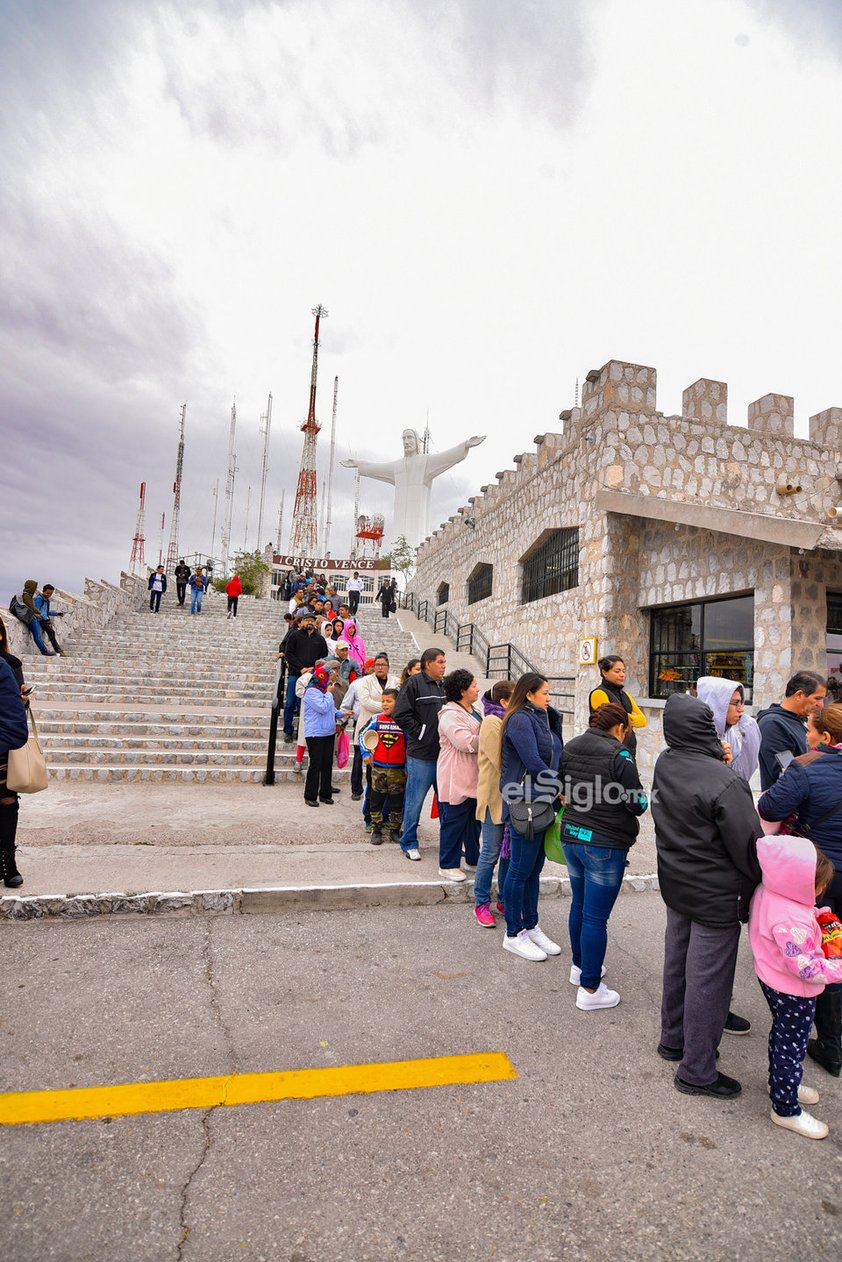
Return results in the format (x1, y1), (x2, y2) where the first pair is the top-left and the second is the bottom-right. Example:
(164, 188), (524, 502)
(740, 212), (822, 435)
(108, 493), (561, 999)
(221, 398), (238, 576)
(209, 478), (219, 561)
(574, 377), (579, 407)
(157, 511), (166, 567)
(242, 484), (251, 551)
(165, 403), (186, 574)
(276, 491), (285, 553)
(289, 305), (327, 555)
(350, 464), (361, 561)
(256, 392), (272, 552)
(322, 376), (338, 557)
(130, 482), (147, 574)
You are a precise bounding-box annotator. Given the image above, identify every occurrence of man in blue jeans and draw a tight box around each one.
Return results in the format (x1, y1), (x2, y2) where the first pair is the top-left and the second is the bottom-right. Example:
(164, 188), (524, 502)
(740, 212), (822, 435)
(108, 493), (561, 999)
(282, 612), (328, 741)
(392, 646), (446, 861)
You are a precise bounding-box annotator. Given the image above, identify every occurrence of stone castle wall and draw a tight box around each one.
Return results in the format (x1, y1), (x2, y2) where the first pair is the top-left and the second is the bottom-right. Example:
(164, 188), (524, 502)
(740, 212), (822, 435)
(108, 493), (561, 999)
(5, 573), (147, 659)
(409, 359), (842, 768)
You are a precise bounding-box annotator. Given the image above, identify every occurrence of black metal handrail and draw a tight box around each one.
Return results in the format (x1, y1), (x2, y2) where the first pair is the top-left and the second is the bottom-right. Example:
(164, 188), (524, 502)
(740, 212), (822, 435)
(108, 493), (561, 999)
(417, 598), (430, 623)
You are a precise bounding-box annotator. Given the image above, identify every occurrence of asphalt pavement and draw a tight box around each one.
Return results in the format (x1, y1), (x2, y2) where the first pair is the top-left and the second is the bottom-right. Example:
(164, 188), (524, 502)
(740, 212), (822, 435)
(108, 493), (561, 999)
(1, 895), (839, 1262)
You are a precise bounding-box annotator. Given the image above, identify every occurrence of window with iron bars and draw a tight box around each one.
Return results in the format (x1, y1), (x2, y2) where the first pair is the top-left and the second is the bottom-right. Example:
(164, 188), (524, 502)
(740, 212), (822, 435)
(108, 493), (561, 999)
(467, 563), (493, 605)
(521, 528), (579, 604)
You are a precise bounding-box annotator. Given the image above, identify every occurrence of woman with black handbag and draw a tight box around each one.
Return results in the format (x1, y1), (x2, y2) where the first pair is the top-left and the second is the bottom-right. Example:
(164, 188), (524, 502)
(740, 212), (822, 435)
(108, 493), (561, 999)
(499, 673), (563, 962)
(758, 702), (842, 1077)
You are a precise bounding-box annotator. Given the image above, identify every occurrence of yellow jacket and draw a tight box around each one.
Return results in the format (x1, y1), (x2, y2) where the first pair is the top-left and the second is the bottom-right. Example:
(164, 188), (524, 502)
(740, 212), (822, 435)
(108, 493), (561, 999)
(588, 687), (646, 729)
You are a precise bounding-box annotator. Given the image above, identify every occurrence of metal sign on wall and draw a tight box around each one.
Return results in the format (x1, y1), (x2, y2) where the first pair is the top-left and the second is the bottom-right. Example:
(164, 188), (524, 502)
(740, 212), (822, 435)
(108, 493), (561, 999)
(273, 555), (380, 571)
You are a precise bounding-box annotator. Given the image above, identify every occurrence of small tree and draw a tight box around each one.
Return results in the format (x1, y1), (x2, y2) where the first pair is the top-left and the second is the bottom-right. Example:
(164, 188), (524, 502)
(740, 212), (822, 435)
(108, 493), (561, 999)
(390, 534), (416, 591)
(213, 549), (271, 597)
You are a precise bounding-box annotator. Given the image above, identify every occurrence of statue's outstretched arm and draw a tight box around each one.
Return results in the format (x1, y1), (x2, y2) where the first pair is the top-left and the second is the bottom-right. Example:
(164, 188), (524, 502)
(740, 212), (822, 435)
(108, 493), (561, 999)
(424, 435), (485, 479)
(340, 457), (397, 485)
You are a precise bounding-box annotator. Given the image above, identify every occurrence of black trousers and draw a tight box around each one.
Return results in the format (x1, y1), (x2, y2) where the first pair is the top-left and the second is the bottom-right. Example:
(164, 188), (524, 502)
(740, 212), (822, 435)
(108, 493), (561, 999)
(814, 867), (842, 1056)
(227, 596), (239, 616)
(149, 591), (162, 612)
(176, 582), (187, 606)
(42, 620), (62, 651)
(305, 735), (335, 803)
(348, 591), (360, 615)
(351, 745), (364, 796)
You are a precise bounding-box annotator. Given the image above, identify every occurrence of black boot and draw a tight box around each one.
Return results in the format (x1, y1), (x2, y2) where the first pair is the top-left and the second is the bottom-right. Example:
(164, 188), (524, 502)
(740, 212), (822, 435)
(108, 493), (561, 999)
(1, 848), (22, 889)
(807, 989), (842, 1077)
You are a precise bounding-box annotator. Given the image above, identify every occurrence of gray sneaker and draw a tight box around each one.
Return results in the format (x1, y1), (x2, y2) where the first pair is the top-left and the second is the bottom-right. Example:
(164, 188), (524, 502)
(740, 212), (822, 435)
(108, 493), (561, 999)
(404, 848), (421, 862)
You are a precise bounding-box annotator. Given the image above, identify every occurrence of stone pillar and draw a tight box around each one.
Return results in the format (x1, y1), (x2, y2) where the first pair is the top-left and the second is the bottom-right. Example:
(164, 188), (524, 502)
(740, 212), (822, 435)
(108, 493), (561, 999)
(682, 378), (728, 424)
(809, 406), (842, 451)
(746, 393), (794, 438)
(753, 553), (796, 704)
(580, 360), (657, 421)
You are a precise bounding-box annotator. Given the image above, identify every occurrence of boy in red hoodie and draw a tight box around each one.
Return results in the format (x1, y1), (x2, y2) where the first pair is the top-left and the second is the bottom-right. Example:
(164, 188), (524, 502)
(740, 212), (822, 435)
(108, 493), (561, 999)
(226, 574), (243, 618)
(359, 689), (406, 845)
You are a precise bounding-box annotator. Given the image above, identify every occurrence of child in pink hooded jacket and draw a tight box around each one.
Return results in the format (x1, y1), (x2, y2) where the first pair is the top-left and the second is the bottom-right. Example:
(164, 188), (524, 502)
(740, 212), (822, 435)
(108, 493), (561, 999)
(749, 835), (842, 1141)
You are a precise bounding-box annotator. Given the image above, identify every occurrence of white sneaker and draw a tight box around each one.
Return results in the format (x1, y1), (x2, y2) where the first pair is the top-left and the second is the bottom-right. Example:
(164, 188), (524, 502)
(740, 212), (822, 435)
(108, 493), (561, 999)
(404, 848), (421, 862)
(503, 930), (548, 962)
(576, 982), (621, 1011)
(462, 864), (477, 873)
(526, 925), (562, 955)
(438, 867), (466, 882)
(569, 964), (606, 986)
(768, 1084), (820, 1106)
(770, 1109), (829, 1140)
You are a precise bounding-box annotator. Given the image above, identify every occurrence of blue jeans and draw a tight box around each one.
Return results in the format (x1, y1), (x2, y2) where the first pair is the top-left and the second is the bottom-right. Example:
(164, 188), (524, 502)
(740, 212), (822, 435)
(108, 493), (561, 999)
(399, 756), (438, 853)
(190, 589), (203, 614)
(283, 673), (300, 737)
(28, 619), (50, 653)
(502, 822), (546, 936)
(474, 811), (508, 908)
(438, 797), (481, 869)
(562, 842), (626, 989)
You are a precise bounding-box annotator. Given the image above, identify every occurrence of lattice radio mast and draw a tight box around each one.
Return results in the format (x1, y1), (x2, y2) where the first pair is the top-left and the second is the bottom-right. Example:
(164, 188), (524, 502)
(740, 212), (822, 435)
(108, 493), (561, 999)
(209, 478), (219, 561)
(157, 511), (165, 567)
(130, 482), (146, 574)
(221, 398), (237, 576)
(256, 392), (272, 552)
(165, 403), (186, 574)
(276, 491), (285, 553)
(322, 375), (338, 557)
(242, 484), (251, 551)
(289, 305), (327, 555)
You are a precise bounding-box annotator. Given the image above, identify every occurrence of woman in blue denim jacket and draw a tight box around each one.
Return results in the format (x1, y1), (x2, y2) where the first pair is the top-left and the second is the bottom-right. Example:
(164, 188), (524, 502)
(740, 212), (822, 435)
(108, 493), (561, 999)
(499, 672), (563, 962)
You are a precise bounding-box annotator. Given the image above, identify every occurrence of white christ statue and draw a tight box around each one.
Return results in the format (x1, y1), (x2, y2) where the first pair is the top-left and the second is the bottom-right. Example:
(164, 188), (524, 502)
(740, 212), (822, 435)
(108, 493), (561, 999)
(341, 429), (485, 546)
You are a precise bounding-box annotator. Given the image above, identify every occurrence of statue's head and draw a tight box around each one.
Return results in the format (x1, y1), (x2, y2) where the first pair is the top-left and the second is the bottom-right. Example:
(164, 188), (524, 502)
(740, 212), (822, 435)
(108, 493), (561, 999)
(402, 429), (420, 457)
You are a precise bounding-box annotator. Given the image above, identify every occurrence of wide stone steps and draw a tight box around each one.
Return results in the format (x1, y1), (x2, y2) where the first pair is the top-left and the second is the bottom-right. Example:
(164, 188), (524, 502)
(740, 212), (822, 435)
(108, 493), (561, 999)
(50, 763), (332, 784)
(28, 686), (273, 705)
(37, 716), (265, 737)
(40, 734), (268, 753)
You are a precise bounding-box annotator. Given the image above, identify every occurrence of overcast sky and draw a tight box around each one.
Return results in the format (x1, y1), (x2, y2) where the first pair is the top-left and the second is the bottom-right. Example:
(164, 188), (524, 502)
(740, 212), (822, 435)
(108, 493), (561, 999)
(2, 0), (841, 598)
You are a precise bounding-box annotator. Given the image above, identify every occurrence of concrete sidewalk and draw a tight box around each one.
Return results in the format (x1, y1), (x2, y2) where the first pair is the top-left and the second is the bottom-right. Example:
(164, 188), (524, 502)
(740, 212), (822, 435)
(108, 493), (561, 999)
(12, 781), (658, 901)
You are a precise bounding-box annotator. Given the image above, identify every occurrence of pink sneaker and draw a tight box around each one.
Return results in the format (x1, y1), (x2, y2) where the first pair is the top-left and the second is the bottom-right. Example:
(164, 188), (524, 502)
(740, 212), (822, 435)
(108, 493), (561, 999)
(474, 904), (496, 928)
(496, 900), (505, 915)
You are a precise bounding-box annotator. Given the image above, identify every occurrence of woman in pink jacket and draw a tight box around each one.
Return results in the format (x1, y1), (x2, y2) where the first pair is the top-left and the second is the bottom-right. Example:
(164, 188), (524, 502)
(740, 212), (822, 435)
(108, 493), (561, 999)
(436, 669), (483, 882)
(749, 836), (842, 1141)
(343, 620), (367, 672)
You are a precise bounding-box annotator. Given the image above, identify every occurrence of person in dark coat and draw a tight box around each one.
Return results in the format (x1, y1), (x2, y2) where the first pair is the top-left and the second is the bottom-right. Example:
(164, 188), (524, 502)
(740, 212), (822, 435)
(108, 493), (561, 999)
(758, 701), (842, 1078)
(282, 613), (329, 742)
(757, 670), (826, 790)
(392, 646), (447, 859)
(652, 692), (762, 1099)
(148, 565), (167, 613)
(174, 560), (191, 607)
(375, 577), (398, 619)
(0, 656), (30, 887)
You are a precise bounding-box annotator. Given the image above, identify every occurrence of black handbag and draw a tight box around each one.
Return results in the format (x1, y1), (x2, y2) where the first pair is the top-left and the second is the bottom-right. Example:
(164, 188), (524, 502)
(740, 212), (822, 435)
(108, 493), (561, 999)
(508, 772), (557, 840)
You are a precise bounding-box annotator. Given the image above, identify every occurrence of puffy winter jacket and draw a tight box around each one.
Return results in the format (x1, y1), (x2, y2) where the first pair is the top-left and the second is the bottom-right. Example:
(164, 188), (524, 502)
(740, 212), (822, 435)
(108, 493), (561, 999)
(0, 657), (28, 754)
(392, 669), (446, 760)
(652, 692), (762, 927)
(499, 703), (563, 824)
(757, 703), (808, 790)
(757, 745), (842, 870)
(559, 727), (647, 850)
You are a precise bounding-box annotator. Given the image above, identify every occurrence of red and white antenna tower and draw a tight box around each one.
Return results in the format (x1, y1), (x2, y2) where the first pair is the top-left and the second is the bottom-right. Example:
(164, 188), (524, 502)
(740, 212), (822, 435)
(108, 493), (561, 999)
(165, 403), (187, 574)
(289, 305), (327, 555)
(130, 482), (147, 574)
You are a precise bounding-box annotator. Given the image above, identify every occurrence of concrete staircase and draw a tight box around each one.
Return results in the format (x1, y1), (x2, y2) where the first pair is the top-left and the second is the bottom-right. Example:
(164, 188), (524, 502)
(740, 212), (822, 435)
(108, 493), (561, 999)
(22, 595), (420, 784)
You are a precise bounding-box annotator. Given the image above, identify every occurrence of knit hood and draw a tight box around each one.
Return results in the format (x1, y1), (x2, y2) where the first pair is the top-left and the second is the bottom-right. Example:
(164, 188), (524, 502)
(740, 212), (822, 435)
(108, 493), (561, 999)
(696, 677), (742, 739)
(481, 691), (505, 720)
(756, 835), (817, 910)
(661, 691), (726, 760)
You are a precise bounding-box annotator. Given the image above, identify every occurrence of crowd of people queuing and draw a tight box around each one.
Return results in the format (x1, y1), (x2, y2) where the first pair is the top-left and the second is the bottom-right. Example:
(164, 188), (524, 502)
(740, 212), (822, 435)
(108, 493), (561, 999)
(2, 556), (841, 1143)
(278, 620), (842, 1141)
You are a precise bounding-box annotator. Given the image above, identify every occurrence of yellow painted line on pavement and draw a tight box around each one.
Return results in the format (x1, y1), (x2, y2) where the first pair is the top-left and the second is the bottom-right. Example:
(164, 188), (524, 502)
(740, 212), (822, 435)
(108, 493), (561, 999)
(0, 1051), (517, 1126)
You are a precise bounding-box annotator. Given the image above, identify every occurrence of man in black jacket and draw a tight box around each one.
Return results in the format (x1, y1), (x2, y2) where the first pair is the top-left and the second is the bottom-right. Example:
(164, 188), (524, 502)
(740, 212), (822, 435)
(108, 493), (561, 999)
(282, 613), (328, 741)
(392, 646), (446, 860)
(652, 692), (762, 1100)
(757, 670), (826, 790)
(174, 560), (191, 607)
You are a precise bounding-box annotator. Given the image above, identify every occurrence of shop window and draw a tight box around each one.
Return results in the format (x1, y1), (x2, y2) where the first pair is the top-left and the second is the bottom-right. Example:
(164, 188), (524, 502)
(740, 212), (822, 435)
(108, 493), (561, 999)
(467, 563), (493, 605)
(436, 582), (450, 606)
(521, 529), (579, 605)
(649, 594), (755, 701)
(827, 593), (842, 686)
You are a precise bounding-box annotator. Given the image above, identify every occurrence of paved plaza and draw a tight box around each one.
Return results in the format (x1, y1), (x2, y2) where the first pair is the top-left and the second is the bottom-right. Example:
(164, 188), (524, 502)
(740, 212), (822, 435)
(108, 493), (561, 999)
(1, 898), (839, 1261)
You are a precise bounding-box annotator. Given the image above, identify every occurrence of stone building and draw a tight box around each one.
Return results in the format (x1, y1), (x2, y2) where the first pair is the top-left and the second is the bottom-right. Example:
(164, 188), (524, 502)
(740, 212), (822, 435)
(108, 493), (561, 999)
(407, 359), (842, 768)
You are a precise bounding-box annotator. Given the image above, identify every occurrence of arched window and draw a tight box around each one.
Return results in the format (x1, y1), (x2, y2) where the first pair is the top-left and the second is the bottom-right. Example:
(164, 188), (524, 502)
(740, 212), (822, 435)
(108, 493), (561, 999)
(436, 582), (450, 606)
(521, 528), (579, 604)
(467, 562), (493, 605)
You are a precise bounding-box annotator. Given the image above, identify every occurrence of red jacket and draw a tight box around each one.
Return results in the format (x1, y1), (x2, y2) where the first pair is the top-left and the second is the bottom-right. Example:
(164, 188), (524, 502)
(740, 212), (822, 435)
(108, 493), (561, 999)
(226, 577), (243, 597)
(359, 715), (406, 769)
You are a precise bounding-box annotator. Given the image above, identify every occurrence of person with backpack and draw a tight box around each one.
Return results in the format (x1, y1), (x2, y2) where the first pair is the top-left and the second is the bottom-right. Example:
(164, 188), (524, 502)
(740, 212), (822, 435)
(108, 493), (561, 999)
(10, 581), (55, 656)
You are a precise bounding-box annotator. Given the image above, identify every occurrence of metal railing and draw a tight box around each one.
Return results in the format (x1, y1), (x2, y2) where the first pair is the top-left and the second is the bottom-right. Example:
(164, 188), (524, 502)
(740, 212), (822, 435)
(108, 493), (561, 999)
(405, 593), (575, 713)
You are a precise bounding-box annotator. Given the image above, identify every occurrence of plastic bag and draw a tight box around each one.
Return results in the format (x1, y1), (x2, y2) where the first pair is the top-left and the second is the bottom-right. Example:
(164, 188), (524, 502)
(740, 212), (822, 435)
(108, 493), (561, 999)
(543, 806), (566, 865)
(335, 729), (350, 769)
